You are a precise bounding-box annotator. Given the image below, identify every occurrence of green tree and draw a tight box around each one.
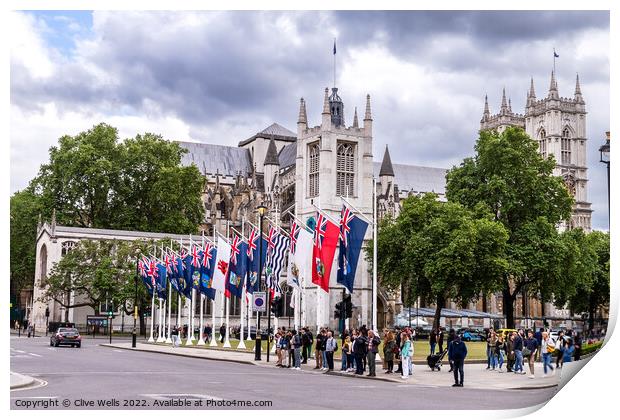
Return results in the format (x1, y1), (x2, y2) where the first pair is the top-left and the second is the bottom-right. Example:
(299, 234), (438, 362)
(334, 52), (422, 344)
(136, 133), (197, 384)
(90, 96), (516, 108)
(446, 127), (574, 327)
(10, 189), (46, 315)
(375, 193), (508, 330)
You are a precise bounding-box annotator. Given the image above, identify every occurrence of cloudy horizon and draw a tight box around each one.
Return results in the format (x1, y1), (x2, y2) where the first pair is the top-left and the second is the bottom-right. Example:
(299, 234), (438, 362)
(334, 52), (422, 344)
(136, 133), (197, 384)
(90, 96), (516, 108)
(10, 10), (610, 230)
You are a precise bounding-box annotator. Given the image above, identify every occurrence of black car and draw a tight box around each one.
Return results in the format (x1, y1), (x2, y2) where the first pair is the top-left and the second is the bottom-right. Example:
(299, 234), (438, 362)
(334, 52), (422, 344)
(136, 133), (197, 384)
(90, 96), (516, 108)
(50, 327), (82, 348)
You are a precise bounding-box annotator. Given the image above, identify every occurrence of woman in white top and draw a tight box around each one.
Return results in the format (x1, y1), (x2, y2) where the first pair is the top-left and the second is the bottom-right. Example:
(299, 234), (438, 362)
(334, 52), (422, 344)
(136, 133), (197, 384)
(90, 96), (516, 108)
(541, 331), (555, 377)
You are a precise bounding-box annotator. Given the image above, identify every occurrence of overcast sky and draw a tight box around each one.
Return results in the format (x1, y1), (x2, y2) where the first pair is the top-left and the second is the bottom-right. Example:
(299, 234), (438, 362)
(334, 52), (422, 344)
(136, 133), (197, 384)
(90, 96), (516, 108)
(10, 10), (610, 230)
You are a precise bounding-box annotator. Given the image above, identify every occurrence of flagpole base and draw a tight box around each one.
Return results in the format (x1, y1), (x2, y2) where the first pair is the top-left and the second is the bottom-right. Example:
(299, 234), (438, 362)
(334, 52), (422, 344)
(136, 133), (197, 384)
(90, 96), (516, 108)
(157, 336), (165, 343)
(197, 339), (206, 345)
(165, 337), (172, 344)
(237, 339), (246, 349)
(147, 335), (155, 343)
(184, 337), (194, 346)
(223, 339), (231, 348)
(209, 337), (218, 347)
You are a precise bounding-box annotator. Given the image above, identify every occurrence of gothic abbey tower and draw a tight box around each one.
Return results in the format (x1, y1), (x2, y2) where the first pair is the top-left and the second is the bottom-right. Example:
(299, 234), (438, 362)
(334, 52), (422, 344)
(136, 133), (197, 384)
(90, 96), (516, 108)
(295, 87), (375, 328)
(480, 71), (592, 231)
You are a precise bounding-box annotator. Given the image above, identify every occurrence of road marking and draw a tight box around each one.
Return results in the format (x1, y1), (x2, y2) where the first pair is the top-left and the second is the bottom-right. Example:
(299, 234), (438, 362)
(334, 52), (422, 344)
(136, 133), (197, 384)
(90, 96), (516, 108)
(15, 350), (25, 353)
(10, 379), (49, 392)
(113, 349), (124, 353)
(11, 355), (30, 358)
(352, 385), (376, 388)
(28, 353), (43, 357)
(141, 393), (223, 401)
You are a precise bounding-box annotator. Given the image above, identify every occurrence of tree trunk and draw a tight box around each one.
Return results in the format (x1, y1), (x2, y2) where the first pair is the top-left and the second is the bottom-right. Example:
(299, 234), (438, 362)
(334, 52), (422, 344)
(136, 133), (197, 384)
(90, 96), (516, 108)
(482, 294), (488, 313)
(503, 289), (515, 329)
(433, 295), (446, 331)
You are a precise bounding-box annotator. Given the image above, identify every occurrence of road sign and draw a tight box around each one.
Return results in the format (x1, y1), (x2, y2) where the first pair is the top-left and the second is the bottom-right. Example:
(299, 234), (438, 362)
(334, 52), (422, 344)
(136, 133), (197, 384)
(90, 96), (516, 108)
(86, 315), (109, 327)
(253, 292), (266, 313)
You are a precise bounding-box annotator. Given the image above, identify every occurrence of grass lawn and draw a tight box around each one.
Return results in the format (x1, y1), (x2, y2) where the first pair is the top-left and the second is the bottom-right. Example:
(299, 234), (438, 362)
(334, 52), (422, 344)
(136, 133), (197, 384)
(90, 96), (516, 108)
(152, 338), (488, 361)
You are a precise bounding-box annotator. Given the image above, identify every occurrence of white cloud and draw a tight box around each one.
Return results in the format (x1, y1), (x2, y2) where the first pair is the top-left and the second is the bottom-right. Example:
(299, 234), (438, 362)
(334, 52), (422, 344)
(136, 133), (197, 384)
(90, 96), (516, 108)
(10, 12), (56, 79)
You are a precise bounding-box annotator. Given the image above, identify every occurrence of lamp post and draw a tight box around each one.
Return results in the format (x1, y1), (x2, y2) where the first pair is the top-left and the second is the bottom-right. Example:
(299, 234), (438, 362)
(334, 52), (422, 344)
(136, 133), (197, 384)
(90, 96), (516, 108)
(255, 204), (267, 361)
(599, 131), (610, 228)
(132, 250), (139, 348)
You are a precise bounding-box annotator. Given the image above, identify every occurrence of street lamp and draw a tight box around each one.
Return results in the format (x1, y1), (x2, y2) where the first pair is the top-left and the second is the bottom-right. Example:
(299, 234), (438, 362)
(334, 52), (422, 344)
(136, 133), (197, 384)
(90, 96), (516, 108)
(255, 204), (267, 361)
(599, 132), (610, 228)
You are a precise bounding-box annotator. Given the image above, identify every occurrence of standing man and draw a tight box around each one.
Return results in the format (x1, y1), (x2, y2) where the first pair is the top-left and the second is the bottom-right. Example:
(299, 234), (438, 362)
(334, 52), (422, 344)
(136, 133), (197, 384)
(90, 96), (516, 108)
(219, 323), (226, 344)
(325, 331), (337, 371)
(438, 328), (445, 354)
(448, 333), (468, 387)
(353, 331), (367, 375)
(513, 330), (525, 375)
(429, 328), (437, 355)
(314, 329), (324, 370)
(366, 330), (381, 377)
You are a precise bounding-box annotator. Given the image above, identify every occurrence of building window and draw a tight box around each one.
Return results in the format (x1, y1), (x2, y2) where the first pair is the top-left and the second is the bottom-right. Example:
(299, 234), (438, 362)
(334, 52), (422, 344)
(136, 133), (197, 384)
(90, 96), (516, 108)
(61, 241), (77, 256)
(538, 129), (547, 158)
(336, 142), (355, 196)
(561, 128), (571, 165)
(281, 284), (295, 318)
(308, 142), (320, 197)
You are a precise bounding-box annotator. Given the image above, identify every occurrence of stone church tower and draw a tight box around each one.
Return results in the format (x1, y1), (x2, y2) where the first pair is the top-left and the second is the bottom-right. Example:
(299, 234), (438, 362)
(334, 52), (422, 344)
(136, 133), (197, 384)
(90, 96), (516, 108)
(480, 71), (592, 231)
(295, 87), (375, 329)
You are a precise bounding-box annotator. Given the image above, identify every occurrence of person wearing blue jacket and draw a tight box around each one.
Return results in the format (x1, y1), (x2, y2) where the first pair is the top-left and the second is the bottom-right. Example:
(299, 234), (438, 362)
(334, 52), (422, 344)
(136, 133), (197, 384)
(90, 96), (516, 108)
(448, 333), (468, 387)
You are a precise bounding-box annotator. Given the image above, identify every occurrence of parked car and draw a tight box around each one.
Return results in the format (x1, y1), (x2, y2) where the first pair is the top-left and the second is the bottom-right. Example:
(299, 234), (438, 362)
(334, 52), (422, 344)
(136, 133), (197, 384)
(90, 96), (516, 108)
(50, 327), (81, 348)
(496, 328), (517, 339)
(461, 330), (484, 341)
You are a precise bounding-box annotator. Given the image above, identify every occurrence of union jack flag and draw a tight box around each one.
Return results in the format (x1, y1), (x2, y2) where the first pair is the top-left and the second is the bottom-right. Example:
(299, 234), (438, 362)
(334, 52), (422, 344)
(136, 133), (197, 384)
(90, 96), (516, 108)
(191, 245), (201, 268)
(290, 221), (301, 253)
(230, 235), (241, 265)
(147, 259), (158, 287)
(339, 206), (354, 247)
(314, 213), (327, 250)
(164, 252), (173, 274)
(202, 242), (214, 269)
(138, 258), (148, 277)
(267, 226), (278, 250)
(247, 228), (258, 259)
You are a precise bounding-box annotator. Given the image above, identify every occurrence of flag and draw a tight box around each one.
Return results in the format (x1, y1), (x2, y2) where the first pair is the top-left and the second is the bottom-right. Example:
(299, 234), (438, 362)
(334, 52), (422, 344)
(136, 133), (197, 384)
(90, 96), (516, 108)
(265, 226), (289, 297)
(156, 262), (168, 299)
(164, 251), (180, 293)
(554, 50), (559, 58)
(337, 205), (369, 293)
(212, 236), (231, 294)
(311, 212), (340, 292)
(286, 221), (313, 292)
(138, 257), (154, 296)
(181, 250), (194, 299)
(190, 244), (202, 292)
(333, 39), (336, 55)
(246, 227), (267, 295)
(199, 241), (217, 300)
(227, 235), (247, 298)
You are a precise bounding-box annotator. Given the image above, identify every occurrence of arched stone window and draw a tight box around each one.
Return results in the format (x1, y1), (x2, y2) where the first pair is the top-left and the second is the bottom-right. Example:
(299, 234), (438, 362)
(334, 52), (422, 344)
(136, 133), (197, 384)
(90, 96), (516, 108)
(538, 129), (547, 158)
(336, 142), (355, 197)
(561, 128), (571, 165)
(280, 283), (295, 318)
(61, 241), (77, 256)
(39, 244), (48, 287)
(308, 142), (320, 197)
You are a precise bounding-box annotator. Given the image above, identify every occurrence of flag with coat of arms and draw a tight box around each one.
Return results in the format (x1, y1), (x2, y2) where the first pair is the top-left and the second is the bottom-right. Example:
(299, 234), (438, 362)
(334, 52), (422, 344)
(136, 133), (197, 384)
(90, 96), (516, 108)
(227, 235), (248, 298)
(311, 211), (340, 292)
(337, 205), (369, 294)
(212, 236), (231, 295)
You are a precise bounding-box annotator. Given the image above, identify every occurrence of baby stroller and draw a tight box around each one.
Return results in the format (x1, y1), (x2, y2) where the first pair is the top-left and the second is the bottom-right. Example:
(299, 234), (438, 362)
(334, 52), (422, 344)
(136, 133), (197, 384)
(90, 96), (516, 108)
(427, 348), (448, 371)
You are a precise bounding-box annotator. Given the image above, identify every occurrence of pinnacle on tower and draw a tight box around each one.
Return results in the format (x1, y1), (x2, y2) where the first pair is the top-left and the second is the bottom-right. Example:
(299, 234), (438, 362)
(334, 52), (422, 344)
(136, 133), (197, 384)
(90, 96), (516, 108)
(379, 145), (395, 177)
(548, 70), (559, 98)
(264, 136), (279, 166)
(508, 98), (512, 114)
(364, 94), (372, 121)
(481, 94), (491, 122)
(500, 88), (508, 113)
(297, 97), (307, 124)
(322, 87), (330, 114)
(352, 107), (359, 128)
(529, 77), (536, 98)
(575, 73), (582, 95)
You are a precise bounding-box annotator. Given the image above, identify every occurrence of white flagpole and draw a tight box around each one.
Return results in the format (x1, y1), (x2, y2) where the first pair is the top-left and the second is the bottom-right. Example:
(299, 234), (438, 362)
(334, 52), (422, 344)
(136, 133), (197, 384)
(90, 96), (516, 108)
(185, 236), (195, 346)
(197, 233), (206, 345)
(164, 245), (172, 344)
(209, 228), (218, 347)
(223, 221), (232, 348)
(372, 178), (378, 332)
(148, 287), (155, 343)
(238, 218), (247, 349)
(157, 297), (165, 342)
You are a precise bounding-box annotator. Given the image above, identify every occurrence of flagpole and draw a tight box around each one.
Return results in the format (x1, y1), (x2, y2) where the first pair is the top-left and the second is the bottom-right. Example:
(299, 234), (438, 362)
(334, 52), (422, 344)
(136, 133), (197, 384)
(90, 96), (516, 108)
(283, 210), (313, 233)
(341, 196), (374, 225)
(148, 285), (155, 343)
(238, 218), (247, 349)
(265, 216), (290, 237)
(198, 233), (206, 345)
(185, 236), (195, 346)
(223, 221), (232, 348)
(372, 178), (378, 332)
(245, 219), (253, 342)
(310, 202), (340, 225)
(209, 228), (218, 347)
(165, 246), (172, 344)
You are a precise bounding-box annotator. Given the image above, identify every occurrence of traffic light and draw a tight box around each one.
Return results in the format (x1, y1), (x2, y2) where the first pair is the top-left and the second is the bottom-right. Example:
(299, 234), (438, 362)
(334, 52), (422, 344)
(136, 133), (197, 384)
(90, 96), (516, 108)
(334, 301), (343, 320)
(107, 310), (113, 317)
(344, 295), (352, 318)
(270, 297), (284, 318)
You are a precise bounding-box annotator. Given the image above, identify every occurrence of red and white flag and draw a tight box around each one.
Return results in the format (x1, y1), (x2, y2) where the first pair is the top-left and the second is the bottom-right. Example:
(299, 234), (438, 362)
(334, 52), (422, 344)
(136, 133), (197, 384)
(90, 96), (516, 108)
(212, 236), (231, 295)
(311, 211), (340, 292)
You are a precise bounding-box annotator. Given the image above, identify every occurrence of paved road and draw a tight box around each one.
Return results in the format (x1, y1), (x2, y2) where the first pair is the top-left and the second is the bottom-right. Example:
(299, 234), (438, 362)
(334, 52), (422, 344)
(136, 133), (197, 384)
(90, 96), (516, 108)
(10, 336), (557, 410)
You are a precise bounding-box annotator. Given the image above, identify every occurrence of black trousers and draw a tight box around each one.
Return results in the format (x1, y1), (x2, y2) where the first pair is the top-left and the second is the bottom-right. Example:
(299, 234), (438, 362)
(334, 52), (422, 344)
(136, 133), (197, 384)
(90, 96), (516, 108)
(453, 359), (464, 385)
(387, 360), (394, 372)
(354, 354), (364, 374)
(326, 351), (334, 370)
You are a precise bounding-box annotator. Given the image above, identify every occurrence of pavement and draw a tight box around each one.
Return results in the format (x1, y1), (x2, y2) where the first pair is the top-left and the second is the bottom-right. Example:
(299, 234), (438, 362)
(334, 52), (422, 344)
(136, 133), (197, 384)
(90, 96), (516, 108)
(10, 335), (558, 410)
(10, 372), (37, 390)
(102, 340), (560, 390)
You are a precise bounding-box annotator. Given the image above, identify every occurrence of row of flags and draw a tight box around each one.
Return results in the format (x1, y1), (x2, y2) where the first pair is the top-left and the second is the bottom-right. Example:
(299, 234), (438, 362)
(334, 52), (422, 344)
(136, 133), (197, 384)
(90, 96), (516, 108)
(136, 204), (369, 311)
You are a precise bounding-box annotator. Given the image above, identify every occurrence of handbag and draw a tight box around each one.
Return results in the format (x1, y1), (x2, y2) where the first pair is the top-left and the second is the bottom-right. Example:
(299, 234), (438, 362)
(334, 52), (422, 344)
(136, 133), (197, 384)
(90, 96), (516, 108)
(522, 348), (531, 357)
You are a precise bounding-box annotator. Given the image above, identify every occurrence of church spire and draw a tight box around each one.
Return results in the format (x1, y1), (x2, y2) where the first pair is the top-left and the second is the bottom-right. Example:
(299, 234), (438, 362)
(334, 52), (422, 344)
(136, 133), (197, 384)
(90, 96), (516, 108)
(548, 70), (559, 99)
(529, 77), (536, 98)
(352, 107), (359, 128)
(379, 145), (395, 177)
(264, 136), (279, 166)
(481, 94), (490, 122)
(574, 73), (584, 104)
(297, 97), (307, 125)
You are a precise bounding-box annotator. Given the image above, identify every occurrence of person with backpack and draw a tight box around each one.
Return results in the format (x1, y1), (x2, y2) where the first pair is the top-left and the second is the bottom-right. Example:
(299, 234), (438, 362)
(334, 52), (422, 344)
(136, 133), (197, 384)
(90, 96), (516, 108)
(290, 330), (302, 370)
(448, 333), (468, 387)
(325, 331), (338, 371)
(541, 331), (555, 377)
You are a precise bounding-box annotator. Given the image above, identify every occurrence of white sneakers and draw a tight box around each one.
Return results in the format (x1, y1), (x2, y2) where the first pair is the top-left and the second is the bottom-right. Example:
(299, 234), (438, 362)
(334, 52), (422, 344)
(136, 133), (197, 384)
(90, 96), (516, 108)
(529, 374), (535, 379)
